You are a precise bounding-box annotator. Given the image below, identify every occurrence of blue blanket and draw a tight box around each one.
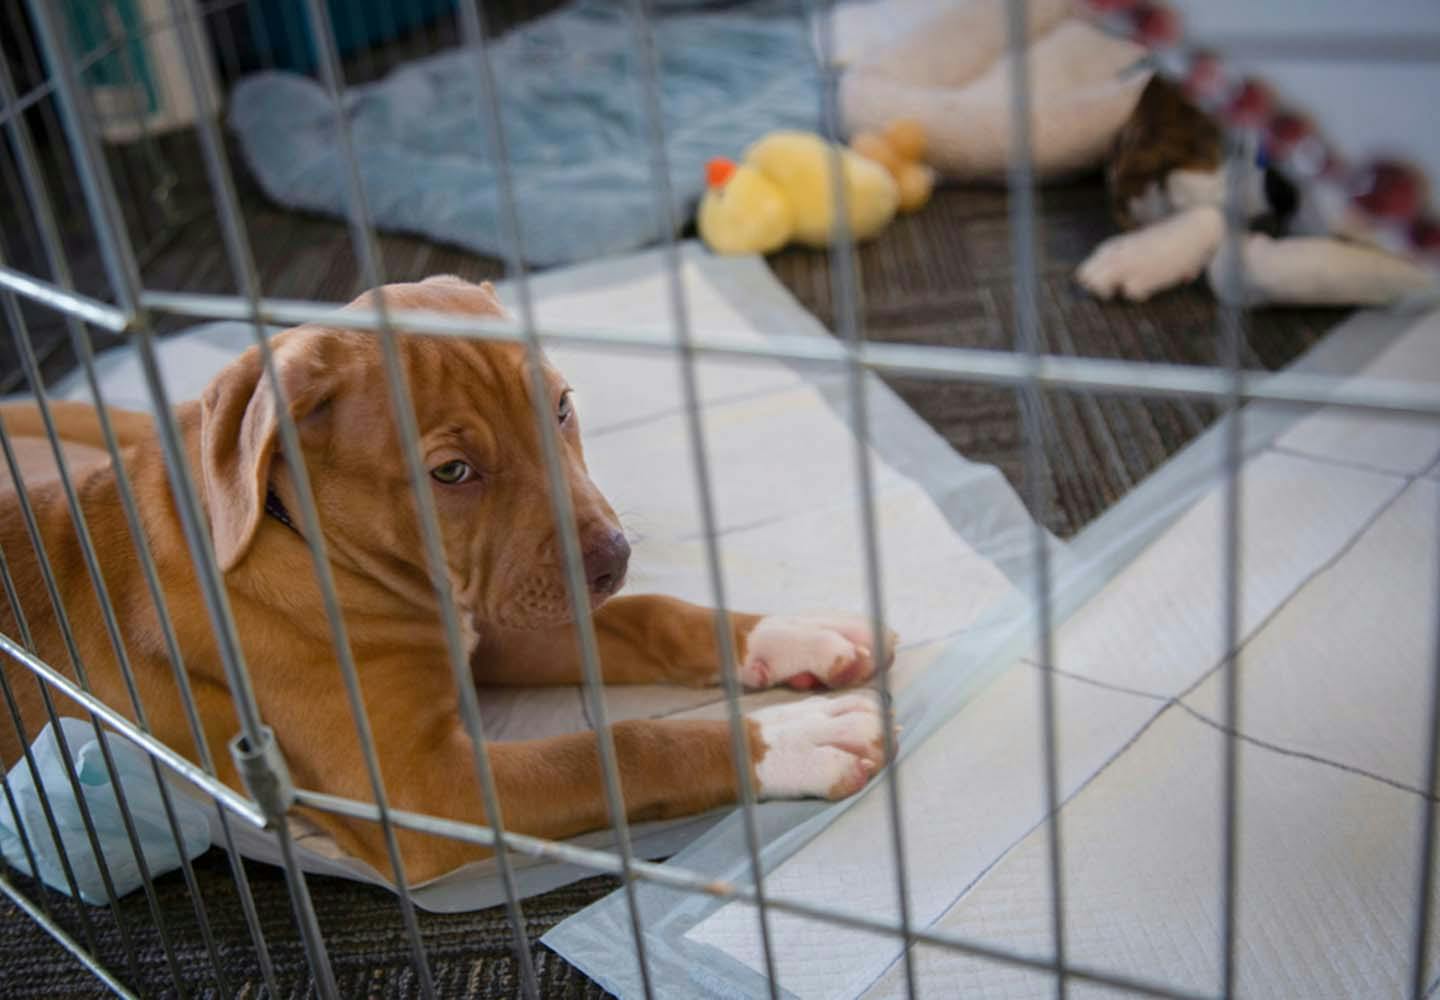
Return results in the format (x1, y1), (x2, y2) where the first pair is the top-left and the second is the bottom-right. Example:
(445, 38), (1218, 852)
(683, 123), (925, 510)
(229, 1), (820, 267)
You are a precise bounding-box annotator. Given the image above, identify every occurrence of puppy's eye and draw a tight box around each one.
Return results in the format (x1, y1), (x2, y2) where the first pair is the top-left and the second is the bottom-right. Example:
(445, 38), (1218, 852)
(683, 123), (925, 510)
(430, 460), (474, 485)
(557, 390), (575, 425)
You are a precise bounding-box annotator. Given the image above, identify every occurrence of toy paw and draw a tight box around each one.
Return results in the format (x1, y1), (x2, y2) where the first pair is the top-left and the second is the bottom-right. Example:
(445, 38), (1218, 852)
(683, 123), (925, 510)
(850, 120), (935, 214)
(1077, 207), (1224, 302)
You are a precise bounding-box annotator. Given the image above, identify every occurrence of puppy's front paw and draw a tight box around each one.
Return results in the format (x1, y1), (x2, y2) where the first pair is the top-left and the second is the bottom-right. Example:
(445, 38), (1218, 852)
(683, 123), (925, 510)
(750, 693), (890, 800)
(740, 615), (897, 691)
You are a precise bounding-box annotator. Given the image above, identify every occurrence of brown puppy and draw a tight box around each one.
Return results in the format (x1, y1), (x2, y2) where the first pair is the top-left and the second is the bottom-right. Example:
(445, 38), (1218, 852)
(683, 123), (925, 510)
(0, 277), (890, 883)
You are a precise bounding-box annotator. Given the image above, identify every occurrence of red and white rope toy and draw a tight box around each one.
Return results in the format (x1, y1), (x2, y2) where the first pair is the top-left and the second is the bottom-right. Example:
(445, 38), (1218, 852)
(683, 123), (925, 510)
(1076, 0), (1440, 270)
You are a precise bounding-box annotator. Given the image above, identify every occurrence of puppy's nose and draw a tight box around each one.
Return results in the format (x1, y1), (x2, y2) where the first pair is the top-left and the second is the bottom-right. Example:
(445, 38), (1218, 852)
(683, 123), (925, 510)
(582, 530), (630, 598)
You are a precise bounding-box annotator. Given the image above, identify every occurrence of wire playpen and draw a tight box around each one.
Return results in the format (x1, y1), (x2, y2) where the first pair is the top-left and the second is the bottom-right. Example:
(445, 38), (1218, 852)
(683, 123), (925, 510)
(1, 0), (1439, 997)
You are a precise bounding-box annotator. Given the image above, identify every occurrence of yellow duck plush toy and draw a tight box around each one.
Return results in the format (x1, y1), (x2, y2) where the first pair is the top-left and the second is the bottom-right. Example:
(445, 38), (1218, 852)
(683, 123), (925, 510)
(699, 130), (901, 255)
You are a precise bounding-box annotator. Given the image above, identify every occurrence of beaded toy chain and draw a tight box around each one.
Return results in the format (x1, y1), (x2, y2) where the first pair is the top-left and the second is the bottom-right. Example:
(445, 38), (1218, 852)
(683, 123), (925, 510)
(1076, 0), (1440, 270)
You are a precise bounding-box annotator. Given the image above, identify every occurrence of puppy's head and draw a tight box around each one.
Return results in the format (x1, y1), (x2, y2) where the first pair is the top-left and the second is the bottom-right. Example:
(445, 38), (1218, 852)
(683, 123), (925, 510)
(199, 275), (628, 631)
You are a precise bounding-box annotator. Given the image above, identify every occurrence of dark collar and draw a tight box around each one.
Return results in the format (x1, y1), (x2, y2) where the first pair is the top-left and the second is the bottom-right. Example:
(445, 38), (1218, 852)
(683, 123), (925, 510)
(264, 488), (301, 536)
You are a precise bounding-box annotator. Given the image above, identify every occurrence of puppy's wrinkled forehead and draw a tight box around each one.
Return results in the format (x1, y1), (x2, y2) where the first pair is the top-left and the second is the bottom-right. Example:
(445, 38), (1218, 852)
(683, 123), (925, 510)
(403, 336), (543, 440)
(332, 277), (558, 455)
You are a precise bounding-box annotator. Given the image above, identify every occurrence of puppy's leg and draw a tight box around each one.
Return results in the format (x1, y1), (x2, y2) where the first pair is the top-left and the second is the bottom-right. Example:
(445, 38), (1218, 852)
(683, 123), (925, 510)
(0, 401), (151, 491)
(0, 400), (154, 450)
(328, 692), (889, 882)
(476, 594), (895, 691)
(1207, 233), (1436, 308)
(1077, 205), (1225, 302)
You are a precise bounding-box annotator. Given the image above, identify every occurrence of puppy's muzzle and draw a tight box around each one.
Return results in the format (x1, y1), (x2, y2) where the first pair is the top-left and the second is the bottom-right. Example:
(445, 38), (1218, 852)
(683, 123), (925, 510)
(583, 530), (630, 601)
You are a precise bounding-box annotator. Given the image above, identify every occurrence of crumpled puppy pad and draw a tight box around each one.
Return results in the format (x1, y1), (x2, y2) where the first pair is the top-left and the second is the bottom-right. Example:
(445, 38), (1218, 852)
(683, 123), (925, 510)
(40, 244), (1030, 911)
(546, 301), (1440, 997)
(0, 719), (211, 905)
(834, 0), (1150, 181)
(227, 0), (819, 267)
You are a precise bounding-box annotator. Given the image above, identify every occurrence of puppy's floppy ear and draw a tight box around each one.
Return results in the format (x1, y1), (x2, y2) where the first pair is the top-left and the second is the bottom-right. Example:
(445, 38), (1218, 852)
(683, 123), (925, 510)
(200, 334), (332, 572)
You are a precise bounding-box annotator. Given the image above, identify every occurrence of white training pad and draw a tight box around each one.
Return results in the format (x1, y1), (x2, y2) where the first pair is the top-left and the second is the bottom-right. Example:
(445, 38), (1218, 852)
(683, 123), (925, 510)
(1273, 310), (1440, 475)
(624, 304), (1440, 999)
(860, 709), (1439, 999)
(1041, 448), (1404, 698)
(43, 244), (1028, 911)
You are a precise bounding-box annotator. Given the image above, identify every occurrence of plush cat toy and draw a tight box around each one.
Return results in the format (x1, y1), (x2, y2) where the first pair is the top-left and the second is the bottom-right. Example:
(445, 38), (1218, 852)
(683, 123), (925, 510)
(1077, 75), (1436, 307)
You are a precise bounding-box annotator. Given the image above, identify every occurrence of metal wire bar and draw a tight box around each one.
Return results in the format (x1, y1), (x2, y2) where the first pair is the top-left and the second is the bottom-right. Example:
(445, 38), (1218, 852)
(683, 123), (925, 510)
(1216, 135), (1252, 1000)
(127, 350), (343, 1000)
(1, 368), (196, 981)
(0, 668), (101, 944)
(126, 288), (1440, 419)
(0, 412), (152, 985)
(0, 549), (102, 955)
(0, 0), (247, 137)
(806, 1), (914, 993)
(294, 787), (1214, 1000)
(0, 103), (214, 968)
(619, 0), (780, 995)
(295, 2), (539, 995)
(0, 268), (129, 332)
(447, 2), (654, 996)
(1412, 485), (1440, 1000)
(0, 712), (55, 920)
(1005, 2), (1067, 995)
(108, 0), (180, 236)
(0, 137), (44, 307)
(19, 4), (139, 316)
(0, 0), (87, 231)
(164, 2), (439, 994)
(20, 2), (340, 993)
(4, 673), (142, 979)
(0, 633), (265, 827)
(0, 40), (281, 991)
(0, 868), (139, 1000)
(2, 281), (229, 996)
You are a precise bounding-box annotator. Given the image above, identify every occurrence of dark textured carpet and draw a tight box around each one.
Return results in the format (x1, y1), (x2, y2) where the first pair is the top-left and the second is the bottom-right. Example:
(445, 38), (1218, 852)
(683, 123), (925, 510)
(0, 5), (1354, 998)
(768, 180), (1347, 535)
(0, 850), (620, 999)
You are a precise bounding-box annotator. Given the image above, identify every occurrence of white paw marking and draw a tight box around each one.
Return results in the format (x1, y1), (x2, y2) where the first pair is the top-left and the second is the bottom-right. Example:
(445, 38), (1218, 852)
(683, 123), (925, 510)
(1077, 206), (1224, 302)
(740, 615), (896, 691)
(751, 693), (888, 800)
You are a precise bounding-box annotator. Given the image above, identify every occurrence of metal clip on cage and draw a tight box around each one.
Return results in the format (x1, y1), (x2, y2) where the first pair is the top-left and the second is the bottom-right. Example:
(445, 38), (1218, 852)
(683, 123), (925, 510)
(228, 726), (295, 828)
